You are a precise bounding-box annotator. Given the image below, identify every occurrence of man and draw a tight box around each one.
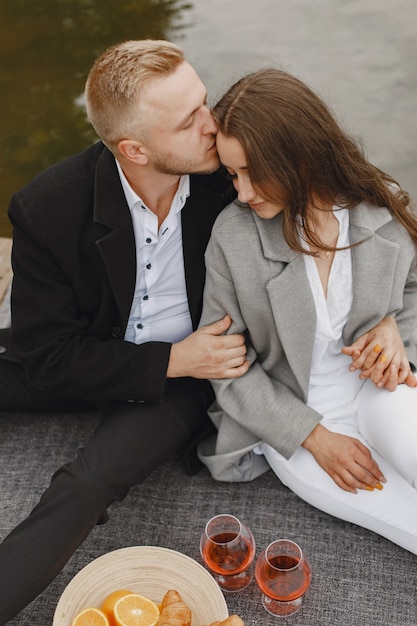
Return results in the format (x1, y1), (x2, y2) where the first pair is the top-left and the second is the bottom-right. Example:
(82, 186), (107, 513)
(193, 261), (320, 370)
(0, 40), (248, 622)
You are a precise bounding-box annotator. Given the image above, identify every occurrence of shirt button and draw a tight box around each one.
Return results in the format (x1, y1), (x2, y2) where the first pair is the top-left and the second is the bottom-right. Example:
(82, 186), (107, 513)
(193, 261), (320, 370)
(136, 323), (143, 330)
(143, 295), (149, 301)
(146, 263), (151, 270)
(146, 237), (152, 243)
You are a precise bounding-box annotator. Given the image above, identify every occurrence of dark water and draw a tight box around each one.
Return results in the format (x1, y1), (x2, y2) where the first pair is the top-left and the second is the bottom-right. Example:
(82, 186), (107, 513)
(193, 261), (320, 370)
(1, 0), (416, 237)
(0, 0), (192, 236)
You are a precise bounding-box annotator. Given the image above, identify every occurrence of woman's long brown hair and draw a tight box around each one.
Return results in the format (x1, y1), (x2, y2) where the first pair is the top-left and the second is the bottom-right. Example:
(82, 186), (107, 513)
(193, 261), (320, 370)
(213, 68), (417, 253)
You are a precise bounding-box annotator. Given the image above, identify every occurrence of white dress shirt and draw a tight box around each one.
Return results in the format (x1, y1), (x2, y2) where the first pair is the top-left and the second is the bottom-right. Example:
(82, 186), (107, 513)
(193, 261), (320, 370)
(116, 160), (193, 345)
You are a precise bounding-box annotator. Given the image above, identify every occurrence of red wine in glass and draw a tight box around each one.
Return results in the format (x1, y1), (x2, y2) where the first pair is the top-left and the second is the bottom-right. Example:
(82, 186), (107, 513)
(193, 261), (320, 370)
(255, 539), (312, 616)
(200, 515), (256, 592)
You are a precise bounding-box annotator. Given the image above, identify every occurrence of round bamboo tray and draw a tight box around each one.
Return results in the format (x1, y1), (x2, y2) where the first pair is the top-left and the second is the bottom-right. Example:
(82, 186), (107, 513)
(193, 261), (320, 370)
(53, 545), (229, 626)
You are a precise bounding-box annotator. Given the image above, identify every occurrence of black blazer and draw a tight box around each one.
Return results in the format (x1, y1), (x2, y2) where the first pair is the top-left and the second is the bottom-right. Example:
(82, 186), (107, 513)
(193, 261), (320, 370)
(8, 142), (232, 404)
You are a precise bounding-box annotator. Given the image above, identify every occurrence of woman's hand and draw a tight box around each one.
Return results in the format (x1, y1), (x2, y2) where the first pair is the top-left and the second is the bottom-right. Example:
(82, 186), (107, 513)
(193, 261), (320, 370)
(342, 316), (417, 391)
(302, 424), (386, 493)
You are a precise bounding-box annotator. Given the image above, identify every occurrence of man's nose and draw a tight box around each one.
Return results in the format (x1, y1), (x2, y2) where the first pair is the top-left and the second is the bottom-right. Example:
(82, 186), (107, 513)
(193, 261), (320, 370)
(202, 108), (217, 134)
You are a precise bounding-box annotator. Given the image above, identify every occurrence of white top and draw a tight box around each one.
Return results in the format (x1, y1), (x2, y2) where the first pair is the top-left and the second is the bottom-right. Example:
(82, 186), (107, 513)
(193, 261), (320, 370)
(302, 207), (363, 415)
(116, 161), (193, 345)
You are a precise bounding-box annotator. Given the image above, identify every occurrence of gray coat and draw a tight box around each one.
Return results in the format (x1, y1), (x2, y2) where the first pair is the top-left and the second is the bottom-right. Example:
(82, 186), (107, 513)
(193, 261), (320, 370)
(198, 200), (417, 482)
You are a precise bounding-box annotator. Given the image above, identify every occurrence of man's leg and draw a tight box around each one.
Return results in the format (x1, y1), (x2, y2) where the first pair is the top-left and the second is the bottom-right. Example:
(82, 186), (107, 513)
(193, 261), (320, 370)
(0, 377), (213, 623)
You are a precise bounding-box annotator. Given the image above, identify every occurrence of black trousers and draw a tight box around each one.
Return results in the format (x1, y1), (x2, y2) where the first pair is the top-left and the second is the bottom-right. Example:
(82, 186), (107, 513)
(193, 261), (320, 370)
(0, 329), (214, 623)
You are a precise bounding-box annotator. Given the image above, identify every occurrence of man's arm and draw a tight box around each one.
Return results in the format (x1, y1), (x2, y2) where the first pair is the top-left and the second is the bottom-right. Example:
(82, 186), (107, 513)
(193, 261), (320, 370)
(343, 316), (417, 391)
(167, 315), (249, 379)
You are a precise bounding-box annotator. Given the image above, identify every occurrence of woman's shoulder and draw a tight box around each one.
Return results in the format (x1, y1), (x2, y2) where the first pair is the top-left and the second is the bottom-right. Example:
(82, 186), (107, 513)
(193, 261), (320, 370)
(351, 201), (416, 256)
(213, 200), (253, 231)
(207, 202), (261, 261)
(349, 200), (390, 224)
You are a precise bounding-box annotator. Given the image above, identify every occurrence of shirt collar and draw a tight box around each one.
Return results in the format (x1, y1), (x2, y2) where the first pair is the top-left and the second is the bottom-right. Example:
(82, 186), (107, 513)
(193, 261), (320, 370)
(115, 159), (190, 214)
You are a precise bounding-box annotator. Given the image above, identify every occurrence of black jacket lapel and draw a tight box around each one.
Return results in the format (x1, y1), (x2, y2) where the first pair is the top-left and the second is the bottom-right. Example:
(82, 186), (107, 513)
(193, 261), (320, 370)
(93, 147), (136, 329)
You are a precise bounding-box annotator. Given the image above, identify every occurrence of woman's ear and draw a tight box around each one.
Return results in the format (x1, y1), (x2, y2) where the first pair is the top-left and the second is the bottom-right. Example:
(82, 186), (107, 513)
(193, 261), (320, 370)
(117, 139), (148, 165)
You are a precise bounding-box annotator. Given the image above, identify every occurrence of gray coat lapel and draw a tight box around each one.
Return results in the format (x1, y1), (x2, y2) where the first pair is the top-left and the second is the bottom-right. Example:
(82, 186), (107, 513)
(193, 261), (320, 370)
(344, 204), (398, 342)
(255, 214), (316, 400)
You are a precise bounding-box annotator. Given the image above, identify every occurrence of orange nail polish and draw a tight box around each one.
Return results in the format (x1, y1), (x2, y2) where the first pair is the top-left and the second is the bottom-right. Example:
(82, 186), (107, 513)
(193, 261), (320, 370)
(380, 354), (387, 364)
(365, 486), (374, 491)
(375, 483), (383, 490)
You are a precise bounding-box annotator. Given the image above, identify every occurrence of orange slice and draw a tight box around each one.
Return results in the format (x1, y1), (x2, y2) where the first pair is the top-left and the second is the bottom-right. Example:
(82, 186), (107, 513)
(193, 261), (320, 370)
(101, 590), (135, 625)
(71, 606), (110, 626)
(113, 593), (160, 626)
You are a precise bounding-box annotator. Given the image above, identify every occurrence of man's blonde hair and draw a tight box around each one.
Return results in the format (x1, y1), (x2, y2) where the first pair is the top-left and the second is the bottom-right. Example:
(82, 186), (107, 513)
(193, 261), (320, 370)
(85, 39), (185, 151)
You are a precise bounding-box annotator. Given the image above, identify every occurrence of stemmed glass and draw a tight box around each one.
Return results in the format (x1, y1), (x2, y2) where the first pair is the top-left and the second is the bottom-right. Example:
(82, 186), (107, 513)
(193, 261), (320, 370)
(255, 539), (312, 617)
(200, 514), (256, 592)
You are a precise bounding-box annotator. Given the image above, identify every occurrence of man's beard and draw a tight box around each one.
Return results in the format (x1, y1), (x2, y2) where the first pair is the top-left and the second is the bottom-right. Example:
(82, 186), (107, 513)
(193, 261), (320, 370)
(152, 150), (220, 176)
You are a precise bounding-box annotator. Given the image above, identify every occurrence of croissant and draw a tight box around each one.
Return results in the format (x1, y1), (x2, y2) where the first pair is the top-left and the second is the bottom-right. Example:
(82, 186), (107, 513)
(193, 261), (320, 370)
(156, 589), (245, 626)
(156, 589), (192, 626)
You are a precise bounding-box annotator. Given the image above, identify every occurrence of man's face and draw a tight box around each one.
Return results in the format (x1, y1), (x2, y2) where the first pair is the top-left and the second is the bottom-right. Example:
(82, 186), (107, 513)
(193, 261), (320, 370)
(139, 61), (220, 175)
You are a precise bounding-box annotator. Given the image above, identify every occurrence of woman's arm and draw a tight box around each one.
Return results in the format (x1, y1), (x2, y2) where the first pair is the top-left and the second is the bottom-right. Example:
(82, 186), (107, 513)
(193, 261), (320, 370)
(201, 257), (322, 460)
(302, 424), (386, 493)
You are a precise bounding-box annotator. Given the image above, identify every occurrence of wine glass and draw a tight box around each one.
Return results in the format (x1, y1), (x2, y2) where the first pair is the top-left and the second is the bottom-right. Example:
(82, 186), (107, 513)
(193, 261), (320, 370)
(255, 539), (312, 617)
(200, 514), (256, 592)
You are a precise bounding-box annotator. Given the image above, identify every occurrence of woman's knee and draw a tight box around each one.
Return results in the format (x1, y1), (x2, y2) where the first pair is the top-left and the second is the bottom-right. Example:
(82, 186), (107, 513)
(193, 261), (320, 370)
(357, 383), (417, 485)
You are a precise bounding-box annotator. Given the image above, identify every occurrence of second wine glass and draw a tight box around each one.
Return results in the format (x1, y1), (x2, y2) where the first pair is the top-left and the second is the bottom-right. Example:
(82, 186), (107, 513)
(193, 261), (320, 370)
(255, 539), (312, 617)
(200, 514), (256, 592)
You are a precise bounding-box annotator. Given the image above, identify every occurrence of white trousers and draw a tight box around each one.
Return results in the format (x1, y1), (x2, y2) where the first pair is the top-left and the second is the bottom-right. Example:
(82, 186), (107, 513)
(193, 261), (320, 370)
(260, 381), (417, 555)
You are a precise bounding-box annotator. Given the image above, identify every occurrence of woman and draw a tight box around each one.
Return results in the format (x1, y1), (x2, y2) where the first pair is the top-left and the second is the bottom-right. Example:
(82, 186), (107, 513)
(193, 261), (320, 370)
(198, 68), (417, 554)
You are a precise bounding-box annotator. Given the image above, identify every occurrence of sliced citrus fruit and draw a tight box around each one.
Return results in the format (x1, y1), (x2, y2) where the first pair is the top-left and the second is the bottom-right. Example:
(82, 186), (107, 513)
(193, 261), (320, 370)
(113, 593), (160, 626)
(101, 589), (135, 625)
(71, 606), (110, 626)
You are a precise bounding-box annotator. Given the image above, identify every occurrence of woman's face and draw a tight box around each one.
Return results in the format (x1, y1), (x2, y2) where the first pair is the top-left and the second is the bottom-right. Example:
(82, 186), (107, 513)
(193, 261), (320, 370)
(216, 131), (285, 219)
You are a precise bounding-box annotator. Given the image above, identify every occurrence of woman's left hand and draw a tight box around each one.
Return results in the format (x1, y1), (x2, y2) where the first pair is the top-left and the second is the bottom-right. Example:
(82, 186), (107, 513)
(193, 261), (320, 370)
(342, 316), (417, 391)
(302, 424), (386, 493)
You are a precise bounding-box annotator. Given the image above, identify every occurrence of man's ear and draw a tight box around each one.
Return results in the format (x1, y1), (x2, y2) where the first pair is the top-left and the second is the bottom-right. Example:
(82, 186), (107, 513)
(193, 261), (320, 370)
(117, 139), (148, 165)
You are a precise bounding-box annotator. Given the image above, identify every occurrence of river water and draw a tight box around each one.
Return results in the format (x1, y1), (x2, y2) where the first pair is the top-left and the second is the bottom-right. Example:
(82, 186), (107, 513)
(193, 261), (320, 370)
(0, 0), (416, 236)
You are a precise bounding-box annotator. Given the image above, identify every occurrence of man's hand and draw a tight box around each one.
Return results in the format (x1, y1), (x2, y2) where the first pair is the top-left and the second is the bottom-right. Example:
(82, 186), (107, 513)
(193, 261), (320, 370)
(342, 316), (417, 391)
(302, 424), (386, 493)
(167, 315), (250, 379)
